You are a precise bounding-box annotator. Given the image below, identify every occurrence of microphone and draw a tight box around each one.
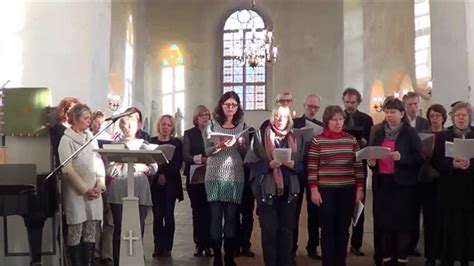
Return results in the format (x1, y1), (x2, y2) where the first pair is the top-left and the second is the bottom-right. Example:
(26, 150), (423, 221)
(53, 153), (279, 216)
(1, 80), (10, 89)
(105, 110), (137, 121)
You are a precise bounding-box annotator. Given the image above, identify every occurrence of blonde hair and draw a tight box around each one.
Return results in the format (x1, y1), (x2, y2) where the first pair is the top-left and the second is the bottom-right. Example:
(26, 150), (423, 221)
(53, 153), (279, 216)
(275, 91), (293, 103)
(269, 105), (293, 129)
(192, 105), (210, 127)
(157, 114), (176, 137)
(119, 112), (140, 130)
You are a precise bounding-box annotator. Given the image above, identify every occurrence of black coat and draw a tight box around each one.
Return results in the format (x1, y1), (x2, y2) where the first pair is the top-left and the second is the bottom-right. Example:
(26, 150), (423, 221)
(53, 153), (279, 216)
(413, 116), (430, 133)
(182, 126), (206, 185)
(150, 137), (184, 201)
(50, 123), (67, 167)
(370, 122), (423, 186)
(343, 110), (373, 145)
(431, 129), (474, 211)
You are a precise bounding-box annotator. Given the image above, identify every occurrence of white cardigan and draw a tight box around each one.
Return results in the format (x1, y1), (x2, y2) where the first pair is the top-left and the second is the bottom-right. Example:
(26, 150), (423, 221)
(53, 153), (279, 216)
(58, 128), (105, 225)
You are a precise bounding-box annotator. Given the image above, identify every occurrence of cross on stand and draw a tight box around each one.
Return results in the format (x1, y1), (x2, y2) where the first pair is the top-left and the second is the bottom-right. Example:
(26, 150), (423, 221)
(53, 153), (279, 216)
(123, 230), (140, 256)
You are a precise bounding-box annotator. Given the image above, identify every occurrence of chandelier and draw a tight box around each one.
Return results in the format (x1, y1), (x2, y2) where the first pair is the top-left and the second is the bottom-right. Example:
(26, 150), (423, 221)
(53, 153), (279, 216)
(230, 0), (278, 68)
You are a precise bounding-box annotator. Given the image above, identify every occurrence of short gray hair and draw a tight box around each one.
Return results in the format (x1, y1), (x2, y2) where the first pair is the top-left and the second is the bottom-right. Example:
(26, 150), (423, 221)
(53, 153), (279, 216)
(67, 104), (91, 125)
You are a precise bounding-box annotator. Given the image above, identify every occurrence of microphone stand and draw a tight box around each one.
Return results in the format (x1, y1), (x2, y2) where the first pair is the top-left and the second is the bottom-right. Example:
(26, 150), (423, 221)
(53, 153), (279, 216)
(44, 117), (119, 266)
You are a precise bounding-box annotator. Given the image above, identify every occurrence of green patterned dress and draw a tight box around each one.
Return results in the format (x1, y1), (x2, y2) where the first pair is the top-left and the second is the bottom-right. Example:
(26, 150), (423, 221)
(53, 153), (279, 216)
(205, 121), (245, 204)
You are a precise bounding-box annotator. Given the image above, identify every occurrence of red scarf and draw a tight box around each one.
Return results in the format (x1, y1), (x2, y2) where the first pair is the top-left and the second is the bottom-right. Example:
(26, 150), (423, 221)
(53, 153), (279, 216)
(322, 128), (345, 139)
(264, 124), (297, 190)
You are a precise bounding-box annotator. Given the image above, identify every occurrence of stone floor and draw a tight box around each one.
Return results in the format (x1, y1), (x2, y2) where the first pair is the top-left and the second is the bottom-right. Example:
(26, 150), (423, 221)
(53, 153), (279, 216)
(138, 191), (427, 266)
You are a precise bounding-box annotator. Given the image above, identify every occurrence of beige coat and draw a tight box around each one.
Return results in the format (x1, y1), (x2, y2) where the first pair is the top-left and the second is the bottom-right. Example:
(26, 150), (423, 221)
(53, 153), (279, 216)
(59, 128), (105, 225)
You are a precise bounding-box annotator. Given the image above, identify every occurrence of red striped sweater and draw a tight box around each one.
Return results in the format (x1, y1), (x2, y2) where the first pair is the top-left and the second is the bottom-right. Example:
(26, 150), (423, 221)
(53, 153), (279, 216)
(307, 132), (364, 189)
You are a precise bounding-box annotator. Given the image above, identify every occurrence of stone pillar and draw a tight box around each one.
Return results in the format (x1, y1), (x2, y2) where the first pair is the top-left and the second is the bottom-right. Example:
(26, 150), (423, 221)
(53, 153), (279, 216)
(343, 0), (365, 111)
(362, 0), (415, 123)
(430, 1), (471, 107)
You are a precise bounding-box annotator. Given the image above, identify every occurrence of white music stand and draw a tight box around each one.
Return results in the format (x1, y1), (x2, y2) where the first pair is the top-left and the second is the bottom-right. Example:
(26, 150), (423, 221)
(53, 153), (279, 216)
(95, 149), (167, 266)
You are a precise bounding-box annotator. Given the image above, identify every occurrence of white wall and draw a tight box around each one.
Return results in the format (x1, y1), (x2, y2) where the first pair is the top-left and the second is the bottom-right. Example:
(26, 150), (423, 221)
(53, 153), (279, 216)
(466, 1), (474, 103)
(363, 0), (416, 122)
(431, 1), (470, 107)
(142, 0), (344, 132)
(344, 0), (365, 111)
(0, 1), (111, 265)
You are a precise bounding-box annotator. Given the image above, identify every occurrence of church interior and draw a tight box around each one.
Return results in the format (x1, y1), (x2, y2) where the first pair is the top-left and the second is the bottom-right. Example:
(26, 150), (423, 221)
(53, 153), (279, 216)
(0, 0), (474, 265)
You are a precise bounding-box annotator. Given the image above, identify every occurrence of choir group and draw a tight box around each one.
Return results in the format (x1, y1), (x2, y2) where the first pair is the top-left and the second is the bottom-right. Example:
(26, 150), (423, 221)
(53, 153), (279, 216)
(51, 88), (474, 266)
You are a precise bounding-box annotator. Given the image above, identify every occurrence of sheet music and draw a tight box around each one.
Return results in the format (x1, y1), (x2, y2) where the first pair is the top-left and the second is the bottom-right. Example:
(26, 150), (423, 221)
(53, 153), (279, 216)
(418, 133), (435, 155)
(208, 127), (252, 144)
(305, 120), (324, 136)
(294, 127), (314, 142)
(451, 138), (474, 159)
(143, 143), (176, 161)
(274, 148), (291, 163)
(123, 139), (144, 150)
(355, 146), (391, 161)
(352, 201), (365, 226)
(102, 143), (126, 150)
(445, 141), (453, 157)
(189, 164), (206, 184)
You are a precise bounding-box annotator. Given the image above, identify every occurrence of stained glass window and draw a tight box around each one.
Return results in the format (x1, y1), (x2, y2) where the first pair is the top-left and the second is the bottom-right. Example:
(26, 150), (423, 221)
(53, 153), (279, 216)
(162, 44), (185, 135)
(222, 10), (267, 110)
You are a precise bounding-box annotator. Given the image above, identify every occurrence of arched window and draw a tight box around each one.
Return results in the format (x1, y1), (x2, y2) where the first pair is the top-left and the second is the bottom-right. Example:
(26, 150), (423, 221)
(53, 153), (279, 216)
(124, 14), (134, 109)
(222, 10), (267, 110)
(414, 0), (431, 81)
(161, 43), (185, 134)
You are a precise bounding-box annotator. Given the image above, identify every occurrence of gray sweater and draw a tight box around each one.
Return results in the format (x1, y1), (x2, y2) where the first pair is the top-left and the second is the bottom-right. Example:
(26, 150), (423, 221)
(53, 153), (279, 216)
(106, 139), (158, 206)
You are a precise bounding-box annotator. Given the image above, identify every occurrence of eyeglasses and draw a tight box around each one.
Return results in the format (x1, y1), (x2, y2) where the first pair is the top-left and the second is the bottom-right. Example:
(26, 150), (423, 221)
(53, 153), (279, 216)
(428, 113), (442, 118)
(278, 99), (292, 104)
(222, 103), (238, 109)
(198, 113), (210, 117)
(306, 104), (320, 110)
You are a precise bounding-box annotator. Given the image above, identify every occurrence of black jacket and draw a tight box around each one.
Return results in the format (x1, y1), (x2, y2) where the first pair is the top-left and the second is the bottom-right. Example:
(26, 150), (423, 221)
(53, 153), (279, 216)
(247, 127), (304, 205)
(431, 129), (474, 210)
(412, 116), (430, 133)
(370, 122), (423, 186)
(182, 126), (206, 185)
(343, 110), (373, 144)
(150, 137), (184, 201)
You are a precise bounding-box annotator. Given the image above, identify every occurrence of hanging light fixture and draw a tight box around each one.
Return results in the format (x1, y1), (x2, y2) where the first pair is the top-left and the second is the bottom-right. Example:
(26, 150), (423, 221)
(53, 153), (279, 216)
(231, 0), (278, 68)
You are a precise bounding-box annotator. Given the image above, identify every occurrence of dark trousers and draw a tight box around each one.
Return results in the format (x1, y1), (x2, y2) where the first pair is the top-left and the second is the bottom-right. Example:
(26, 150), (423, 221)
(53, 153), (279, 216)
(410, 184), (422, 252)
(293, 183), (305, 253)
(237, 181), (255, 250)
(209, 201), (239, 246)
(420, 181), (437, 260)
(187, 184), (212, 249)
(382, 232), (410, 261)
(306, 186), (321, 252)
(110, 203), (148, 266)
(373, 179), (382, 266)
(350, 180), (366, 250)
(293, 184), (320, 253)
(319, 186), (355, 266)
(258, 196), (297, 266)
(151, 189), (177, 252)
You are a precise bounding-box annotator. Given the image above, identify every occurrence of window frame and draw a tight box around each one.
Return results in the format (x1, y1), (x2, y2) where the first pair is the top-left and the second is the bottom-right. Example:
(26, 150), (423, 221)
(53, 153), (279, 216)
(220, 9), (272, 111)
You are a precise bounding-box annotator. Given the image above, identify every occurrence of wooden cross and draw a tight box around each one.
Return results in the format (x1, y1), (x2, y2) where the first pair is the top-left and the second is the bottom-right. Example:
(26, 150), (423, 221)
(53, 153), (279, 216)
(123, 230), (140, 256)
